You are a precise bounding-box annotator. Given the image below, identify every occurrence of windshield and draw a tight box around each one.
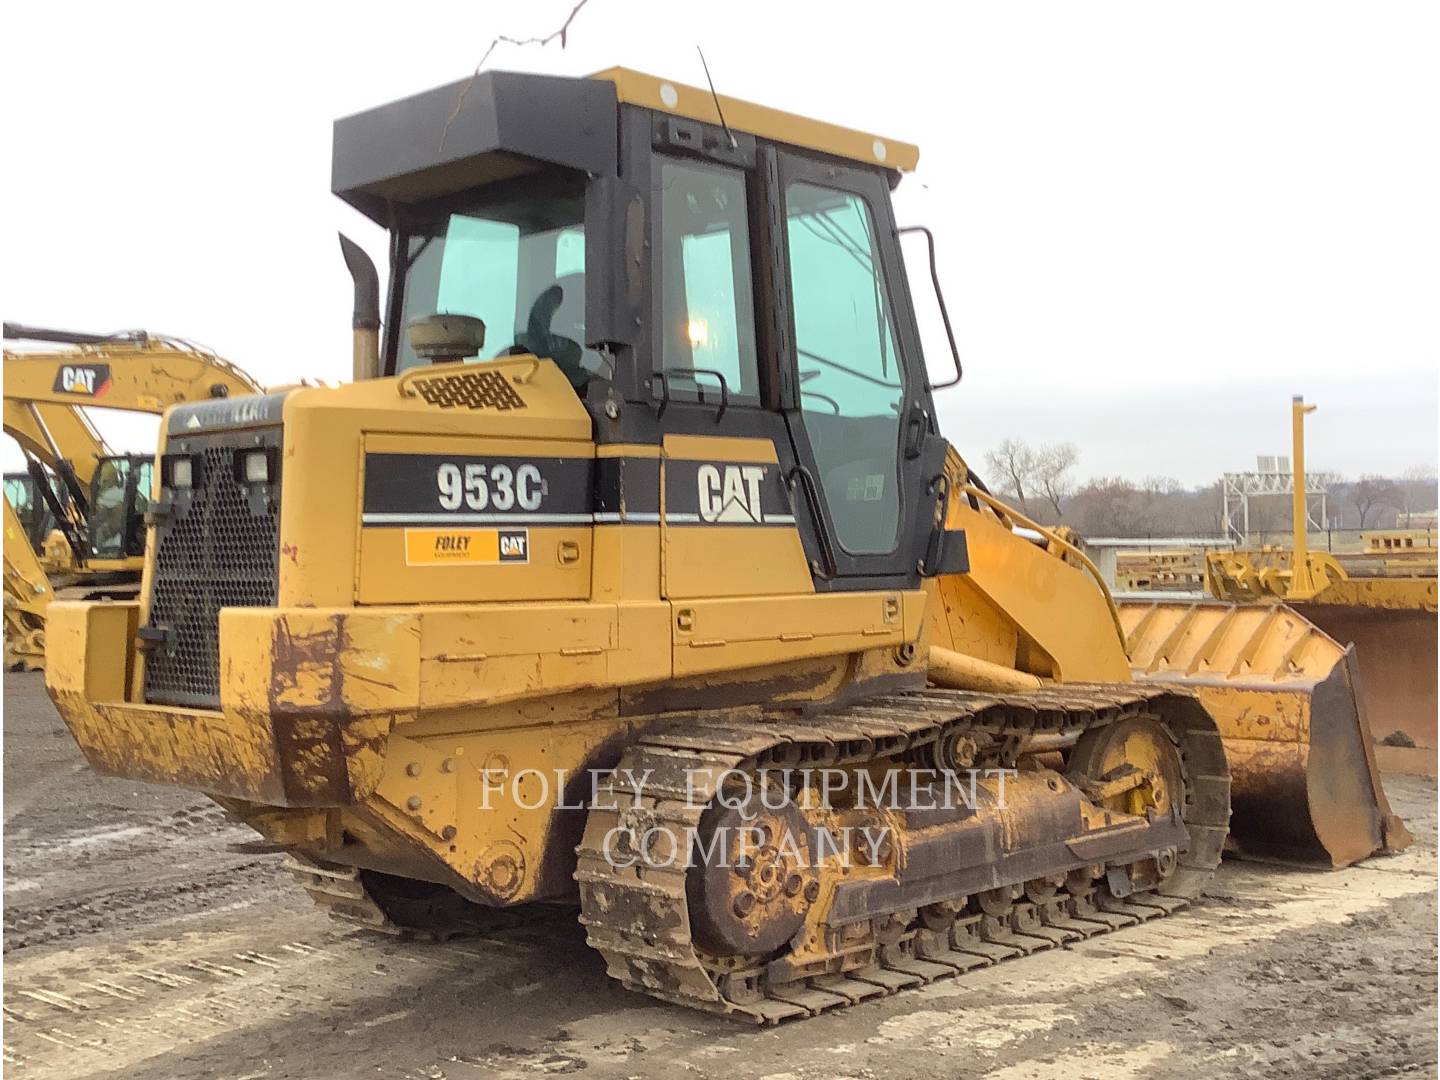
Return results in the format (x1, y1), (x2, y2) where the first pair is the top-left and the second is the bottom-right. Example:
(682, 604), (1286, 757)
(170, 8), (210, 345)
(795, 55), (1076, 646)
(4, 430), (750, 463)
(786, 183), (902, 418)
(394, 173), (596, 383)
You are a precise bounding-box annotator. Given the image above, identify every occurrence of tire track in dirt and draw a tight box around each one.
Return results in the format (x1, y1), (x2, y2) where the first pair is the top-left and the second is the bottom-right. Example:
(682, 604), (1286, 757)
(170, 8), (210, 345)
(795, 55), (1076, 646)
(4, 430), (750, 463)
(3, 860), (280, 953)
(1, 924), (549, 1078)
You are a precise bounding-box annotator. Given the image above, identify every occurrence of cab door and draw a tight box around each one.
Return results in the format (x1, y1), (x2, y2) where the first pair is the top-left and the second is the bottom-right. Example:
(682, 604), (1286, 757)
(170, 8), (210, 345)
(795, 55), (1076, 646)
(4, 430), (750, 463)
(645, 151), (815, 602)
(771, 152), (945, 589)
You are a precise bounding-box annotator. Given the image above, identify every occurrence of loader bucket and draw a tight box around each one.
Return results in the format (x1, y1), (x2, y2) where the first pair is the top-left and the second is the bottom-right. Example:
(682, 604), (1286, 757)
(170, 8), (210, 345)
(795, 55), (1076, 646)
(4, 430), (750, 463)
(1292, 600), (1437, 777)
(1118, 599), (1412, 867)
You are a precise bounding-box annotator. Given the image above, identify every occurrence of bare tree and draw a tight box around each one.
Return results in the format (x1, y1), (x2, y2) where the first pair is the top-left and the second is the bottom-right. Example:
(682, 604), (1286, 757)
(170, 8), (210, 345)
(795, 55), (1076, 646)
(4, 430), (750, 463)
(1398, 464), (1439, 526)
(1348, 473), (1401, 530)
(1141, 476), (1184, 496)
(984, 439), (1080, 519)
(1034, 443), (1079, 517)
(1134, 476), (1185, 534)
(984, 438), (1041, 513)
(1068, 476), (1141, 536)
(1242, 494), (1285, 543)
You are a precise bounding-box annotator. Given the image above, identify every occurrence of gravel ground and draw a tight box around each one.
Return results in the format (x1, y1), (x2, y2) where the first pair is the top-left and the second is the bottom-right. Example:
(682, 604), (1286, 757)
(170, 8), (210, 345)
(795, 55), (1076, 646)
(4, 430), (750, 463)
(3, 670), (1436, 1079)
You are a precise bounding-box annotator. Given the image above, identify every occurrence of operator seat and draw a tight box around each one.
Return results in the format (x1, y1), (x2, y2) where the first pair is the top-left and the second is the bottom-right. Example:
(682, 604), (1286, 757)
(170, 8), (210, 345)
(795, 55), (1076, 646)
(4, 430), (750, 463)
(508, 274), (588, 388)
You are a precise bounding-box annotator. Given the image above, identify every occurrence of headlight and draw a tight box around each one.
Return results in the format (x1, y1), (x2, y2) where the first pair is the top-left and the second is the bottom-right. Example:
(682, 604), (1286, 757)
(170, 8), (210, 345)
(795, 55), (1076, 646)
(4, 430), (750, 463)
(241, 449), (271, 484)
(162, 453), (195, 489)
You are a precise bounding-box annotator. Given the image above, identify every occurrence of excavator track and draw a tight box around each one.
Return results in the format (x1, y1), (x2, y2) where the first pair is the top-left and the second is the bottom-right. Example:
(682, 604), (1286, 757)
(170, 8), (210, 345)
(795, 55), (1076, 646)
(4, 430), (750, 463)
(575, 684), (1230, 1023)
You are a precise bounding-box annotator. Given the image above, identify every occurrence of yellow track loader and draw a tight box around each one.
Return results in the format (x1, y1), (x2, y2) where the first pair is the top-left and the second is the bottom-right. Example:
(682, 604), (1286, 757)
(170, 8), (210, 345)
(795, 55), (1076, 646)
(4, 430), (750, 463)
(3, 324), (262, 668)
(43, 68), (1409, 1023)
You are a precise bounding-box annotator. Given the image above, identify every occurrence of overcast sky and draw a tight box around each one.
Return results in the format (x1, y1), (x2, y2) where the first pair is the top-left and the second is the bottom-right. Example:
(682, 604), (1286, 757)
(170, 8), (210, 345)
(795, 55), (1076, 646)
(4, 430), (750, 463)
(3, 1), (1436, 485)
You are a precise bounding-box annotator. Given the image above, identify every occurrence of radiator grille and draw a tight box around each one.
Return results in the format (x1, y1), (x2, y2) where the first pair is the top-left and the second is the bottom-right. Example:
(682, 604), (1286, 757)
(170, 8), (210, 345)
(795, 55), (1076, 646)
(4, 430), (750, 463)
(143, 429), (280, 707)
(410, 369), (526, 411)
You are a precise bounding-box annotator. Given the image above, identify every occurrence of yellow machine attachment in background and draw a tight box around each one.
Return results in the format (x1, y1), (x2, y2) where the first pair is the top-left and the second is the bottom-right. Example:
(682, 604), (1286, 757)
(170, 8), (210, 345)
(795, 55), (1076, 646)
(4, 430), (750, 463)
(1206, 549), (1436, 775)
(1119, 599), (1411, 866)
(3, 496), (52, 669)
(1206, 396), (1438, 776)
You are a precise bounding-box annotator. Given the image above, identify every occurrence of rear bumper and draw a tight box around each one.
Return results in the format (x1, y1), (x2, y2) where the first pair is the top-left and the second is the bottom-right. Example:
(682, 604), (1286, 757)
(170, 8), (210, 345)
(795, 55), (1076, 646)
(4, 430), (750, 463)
(42, 596), (654, 807)
(44, 601), (406, 806)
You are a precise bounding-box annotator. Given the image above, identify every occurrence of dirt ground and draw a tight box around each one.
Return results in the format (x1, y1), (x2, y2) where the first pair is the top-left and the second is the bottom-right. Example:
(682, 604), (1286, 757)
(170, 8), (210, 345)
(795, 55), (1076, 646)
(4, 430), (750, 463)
(3, 670), (1436, 1079)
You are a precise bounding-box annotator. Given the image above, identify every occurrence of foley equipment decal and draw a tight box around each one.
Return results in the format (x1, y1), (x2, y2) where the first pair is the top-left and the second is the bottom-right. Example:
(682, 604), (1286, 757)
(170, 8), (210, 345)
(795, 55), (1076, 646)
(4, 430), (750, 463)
(404, 527), (529, 565)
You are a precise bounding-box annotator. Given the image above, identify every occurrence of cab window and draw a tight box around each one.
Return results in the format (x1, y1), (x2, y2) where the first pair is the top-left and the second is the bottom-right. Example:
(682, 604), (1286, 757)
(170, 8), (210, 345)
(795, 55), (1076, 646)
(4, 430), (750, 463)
(785, 182), (904, 554)
(395, 173), (596, 385)
(657, 159), (759, 402)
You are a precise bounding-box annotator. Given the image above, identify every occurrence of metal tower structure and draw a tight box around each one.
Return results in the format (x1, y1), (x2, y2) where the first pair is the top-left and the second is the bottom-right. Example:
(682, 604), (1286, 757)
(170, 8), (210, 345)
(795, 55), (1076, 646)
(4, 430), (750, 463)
(1221, 453), (1330, 545)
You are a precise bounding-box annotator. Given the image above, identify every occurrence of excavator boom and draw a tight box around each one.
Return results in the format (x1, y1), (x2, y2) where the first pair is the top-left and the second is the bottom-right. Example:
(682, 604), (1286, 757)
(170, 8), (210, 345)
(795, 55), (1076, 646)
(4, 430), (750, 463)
(2, 325), (261, 410)
(2, 324), (263, 668)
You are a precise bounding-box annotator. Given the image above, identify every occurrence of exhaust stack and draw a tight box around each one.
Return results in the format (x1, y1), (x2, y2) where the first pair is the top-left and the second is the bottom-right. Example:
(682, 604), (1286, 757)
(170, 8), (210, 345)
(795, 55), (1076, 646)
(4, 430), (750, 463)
(339, 234), (381, 381)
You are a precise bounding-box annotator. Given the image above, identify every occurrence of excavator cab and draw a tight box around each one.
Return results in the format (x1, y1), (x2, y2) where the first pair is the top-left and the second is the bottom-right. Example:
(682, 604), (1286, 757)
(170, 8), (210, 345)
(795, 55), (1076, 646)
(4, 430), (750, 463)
(3, 453), (151, 564)
(3, 472), (58, 552)
(86, 454), (152, 560)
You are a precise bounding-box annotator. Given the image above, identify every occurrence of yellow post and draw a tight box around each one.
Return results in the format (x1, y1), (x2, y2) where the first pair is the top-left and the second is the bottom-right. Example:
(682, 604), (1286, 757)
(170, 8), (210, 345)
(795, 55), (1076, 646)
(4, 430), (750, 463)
(1289, 395), (1319, 597)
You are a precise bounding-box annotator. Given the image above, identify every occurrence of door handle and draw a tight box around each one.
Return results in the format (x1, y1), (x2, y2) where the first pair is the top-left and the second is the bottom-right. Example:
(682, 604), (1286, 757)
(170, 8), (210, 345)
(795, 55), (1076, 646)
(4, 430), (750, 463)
(903, 405), (930, 460)
(918, 472), (970, 576)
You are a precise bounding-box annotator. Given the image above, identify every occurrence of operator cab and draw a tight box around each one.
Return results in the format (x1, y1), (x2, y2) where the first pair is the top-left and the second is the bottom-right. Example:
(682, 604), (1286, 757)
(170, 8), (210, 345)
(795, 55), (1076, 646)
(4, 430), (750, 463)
(333, 68), (965, 591)
(4, 453), (149, 563)
(3, 471), (58, 552)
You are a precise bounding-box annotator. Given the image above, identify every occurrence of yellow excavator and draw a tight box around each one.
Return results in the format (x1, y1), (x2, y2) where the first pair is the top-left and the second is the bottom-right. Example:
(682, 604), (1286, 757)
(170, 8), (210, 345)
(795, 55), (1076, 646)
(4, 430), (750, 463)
(43, 69), (1410, 1023)
(3, 324), (263, 668)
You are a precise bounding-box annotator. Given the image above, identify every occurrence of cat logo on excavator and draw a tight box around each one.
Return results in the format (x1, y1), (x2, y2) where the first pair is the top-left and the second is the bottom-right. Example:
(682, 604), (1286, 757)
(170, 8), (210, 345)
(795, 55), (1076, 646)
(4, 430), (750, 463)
(52, 363), (111, 397)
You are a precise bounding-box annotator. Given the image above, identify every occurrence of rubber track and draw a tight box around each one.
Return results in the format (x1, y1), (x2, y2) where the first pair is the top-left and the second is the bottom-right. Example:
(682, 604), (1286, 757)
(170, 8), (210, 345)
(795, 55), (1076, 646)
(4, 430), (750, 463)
(574, 683), (1231, 1023)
